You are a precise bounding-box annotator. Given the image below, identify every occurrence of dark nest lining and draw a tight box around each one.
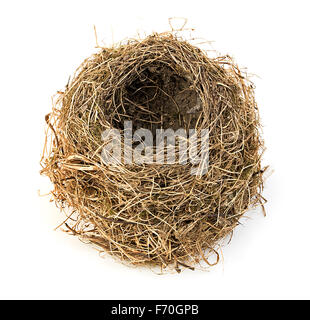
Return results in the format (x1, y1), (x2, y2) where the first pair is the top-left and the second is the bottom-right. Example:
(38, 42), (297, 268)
(41, 32), (266, 272)
(119, 62), (199, 132)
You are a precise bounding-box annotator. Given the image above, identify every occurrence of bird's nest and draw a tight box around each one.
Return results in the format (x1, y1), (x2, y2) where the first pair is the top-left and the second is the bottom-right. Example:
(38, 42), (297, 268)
(41, 32), (266, 272)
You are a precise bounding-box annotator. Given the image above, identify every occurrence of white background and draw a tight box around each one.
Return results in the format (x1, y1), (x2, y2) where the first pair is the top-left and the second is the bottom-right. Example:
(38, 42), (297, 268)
(0, 0), (309, 300)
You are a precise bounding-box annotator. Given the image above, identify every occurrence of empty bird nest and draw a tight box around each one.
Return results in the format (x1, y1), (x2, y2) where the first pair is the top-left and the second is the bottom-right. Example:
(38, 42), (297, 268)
(40, 31), (266, 272)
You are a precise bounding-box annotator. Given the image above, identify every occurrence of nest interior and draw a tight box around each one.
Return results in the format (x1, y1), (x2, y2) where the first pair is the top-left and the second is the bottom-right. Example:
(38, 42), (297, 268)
(41, 32), (265, 271)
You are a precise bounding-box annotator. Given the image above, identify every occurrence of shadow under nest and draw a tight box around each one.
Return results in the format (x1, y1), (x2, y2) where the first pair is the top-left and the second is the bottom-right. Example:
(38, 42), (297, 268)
(41, 32), (266, 272)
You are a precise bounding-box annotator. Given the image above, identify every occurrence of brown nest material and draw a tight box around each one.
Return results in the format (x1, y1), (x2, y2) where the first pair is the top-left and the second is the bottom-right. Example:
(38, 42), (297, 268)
(41, 32), (266, 272)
